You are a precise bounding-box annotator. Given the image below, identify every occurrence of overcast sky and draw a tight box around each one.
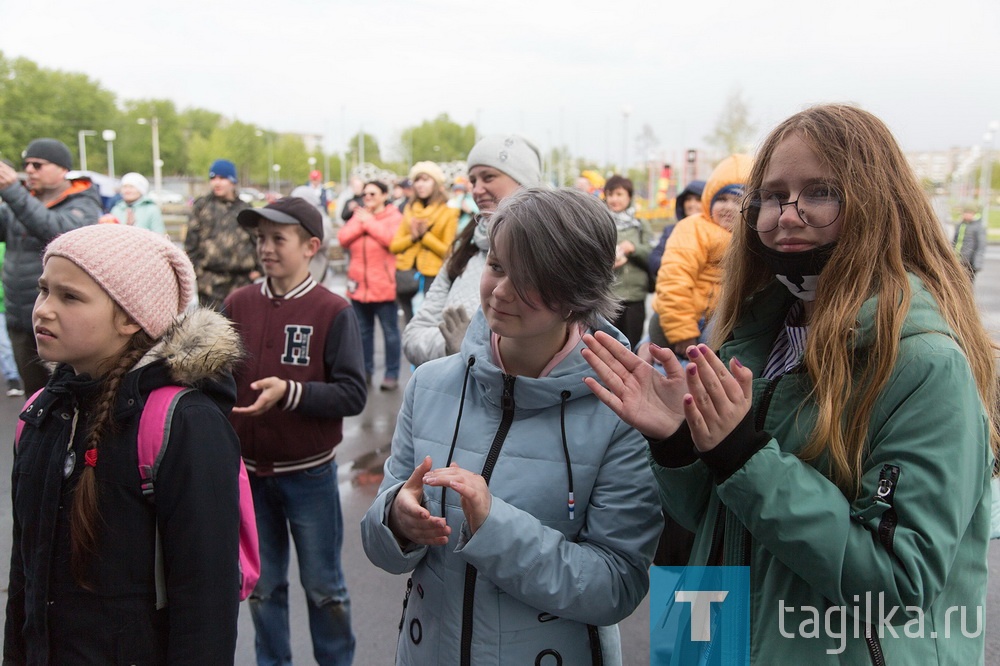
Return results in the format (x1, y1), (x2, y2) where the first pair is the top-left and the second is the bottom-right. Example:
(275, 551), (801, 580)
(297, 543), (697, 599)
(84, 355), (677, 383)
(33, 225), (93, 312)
(4, 0), (999, 167)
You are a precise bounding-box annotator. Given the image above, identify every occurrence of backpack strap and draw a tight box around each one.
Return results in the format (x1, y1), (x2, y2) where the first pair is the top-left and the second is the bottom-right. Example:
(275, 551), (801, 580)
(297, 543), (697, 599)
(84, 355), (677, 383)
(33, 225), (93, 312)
(137, 385), (193, 609)
(14, 389), (46, 451)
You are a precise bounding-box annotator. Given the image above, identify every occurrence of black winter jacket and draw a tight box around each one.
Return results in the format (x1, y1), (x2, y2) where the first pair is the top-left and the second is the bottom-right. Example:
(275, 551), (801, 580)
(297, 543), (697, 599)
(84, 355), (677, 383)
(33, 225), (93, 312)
(0, 179), (102, 332)
(3, 309), (244, 665)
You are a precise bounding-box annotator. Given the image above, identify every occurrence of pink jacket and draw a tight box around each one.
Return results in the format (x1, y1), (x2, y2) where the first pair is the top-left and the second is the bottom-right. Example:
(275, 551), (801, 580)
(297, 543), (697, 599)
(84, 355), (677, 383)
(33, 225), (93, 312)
(338, 205), (403, 303)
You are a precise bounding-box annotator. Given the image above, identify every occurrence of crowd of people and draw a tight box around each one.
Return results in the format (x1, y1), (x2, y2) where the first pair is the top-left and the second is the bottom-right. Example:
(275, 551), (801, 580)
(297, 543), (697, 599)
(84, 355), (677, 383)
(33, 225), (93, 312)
(0, 102), (997, 665)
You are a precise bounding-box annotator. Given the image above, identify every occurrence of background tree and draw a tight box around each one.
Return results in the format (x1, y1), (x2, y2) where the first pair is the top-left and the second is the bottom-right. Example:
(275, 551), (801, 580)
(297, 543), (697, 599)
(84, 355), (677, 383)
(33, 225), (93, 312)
(348, 131), (382, 167)
(399, 114), (475, 164)
(272, 133), (310, 188)
(0, 52), (118, 171)
(704, 89), (756, 157)
(113, 99), (185, 177)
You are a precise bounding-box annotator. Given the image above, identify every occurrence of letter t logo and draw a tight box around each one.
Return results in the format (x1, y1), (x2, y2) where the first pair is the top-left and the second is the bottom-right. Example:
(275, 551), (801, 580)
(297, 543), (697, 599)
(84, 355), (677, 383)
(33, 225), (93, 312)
(674, 590), (728, 641)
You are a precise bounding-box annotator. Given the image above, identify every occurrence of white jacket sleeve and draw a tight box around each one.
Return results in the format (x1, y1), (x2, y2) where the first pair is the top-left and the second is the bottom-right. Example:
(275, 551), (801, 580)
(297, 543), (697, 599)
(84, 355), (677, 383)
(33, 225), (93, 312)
(401, 269), (453, 367)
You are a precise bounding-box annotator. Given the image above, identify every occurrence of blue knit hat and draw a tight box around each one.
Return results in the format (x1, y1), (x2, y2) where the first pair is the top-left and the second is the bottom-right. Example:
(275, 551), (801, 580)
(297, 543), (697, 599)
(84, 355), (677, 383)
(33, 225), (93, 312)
(209, 159), (238, 183)
(711, 183), (743, 205)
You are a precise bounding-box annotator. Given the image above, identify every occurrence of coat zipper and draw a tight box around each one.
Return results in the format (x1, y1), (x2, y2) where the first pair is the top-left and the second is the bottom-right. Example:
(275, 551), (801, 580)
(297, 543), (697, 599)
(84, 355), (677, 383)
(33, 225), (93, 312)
(862, 465), (898, 664)
(865, 625), (887, 666)
(460, 374), (516, 666)
(874, 464), (900, 556)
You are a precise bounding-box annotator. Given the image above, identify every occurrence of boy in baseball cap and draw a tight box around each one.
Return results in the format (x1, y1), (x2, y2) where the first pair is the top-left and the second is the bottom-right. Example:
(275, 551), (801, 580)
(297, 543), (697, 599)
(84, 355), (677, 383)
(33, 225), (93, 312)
(225, 196), (366, 664)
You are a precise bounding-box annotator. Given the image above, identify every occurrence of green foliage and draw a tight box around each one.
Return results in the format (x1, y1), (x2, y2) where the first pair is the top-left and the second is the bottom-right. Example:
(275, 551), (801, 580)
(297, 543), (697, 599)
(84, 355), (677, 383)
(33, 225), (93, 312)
(399, 114), (476, 164)
(0, 53), (342, 186)
(348, 132), (382, 167)
(113, 99), (183, 176)
(704, 89), (756, 156)
(0, 51), (118, 171)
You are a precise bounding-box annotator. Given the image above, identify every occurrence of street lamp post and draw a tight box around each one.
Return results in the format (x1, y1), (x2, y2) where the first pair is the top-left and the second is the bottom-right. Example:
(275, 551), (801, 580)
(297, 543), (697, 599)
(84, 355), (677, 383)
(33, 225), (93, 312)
(256, 130), (274, 192)
(621, 105), (632, 174)
(983, 120), (999, 225)
(77, 130), (96, 171)
(137, 117), (162, 194)
(358, 125), (365, 167)
(272, 164), (281, 195)
(102, 129), (117, 179)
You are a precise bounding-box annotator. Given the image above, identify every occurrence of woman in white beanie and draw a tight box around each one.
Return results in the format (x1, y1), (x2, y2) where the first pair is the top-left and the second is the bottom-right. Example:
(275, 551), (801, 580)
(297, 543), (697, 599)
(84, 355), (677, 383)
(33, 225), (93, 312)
(6, 224), (245, 663)
(402, 134), (543, 367)
(101, 172), (166, 234)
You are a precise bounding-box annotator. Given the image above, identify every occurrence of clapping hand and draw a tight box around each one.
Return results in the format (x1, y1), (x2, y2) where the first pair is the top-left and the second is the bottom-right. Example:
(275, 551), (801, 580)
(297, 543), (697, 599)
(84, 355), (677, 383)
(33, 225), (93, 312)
(422, 462), (492, 535)
(410, 217), (429, 240)
(680, 345), (753, 452)
(582, 331), (689, 439)
(439, 306), (471, 355)
(388, 456), (451, 546)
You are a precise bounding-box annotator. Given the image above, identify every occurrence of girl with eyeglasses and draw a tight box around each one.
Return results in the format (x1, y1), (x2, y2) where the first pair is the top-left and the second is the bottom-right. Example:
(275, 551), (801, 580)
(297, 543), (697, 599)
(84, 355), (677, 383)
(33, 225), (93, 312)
(582, 104), (997, 664)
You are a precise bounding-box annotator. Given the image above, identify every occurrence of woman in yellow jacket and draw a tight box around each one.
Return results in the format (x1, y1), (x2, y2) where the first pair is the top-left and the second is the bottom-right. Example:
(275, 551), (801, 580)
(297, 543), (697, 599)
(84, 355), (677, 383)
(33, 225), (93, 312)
(653, 154), (751, 358)
(391, 161), (459, 322)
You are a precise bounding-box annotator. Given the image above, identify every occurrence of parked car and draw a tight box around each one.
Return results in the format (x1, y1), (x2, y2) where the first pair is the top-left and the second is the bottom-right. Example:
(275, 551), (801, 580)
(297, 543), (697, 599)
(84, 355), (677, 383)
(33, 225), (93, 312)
(239, 187), (266, 204)
(149, 189), (185, 205)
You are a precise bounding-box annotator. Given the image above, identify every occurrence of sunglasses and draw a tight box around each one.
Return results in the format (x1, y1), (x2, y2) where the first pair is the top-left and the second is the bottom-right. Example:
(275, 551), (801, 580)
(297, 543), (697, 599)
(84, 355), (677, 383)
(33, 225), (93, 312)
(362, 191), (381, 197)
(22, 160), (49, 170)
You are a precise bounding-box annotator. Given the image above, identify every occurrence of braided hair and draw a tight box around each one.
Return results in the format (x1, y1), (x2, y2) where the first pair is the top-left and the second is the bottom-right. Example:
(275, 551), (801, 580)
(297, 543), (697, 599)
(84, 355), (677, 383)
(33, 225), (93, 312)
(70, 327), (157, 587)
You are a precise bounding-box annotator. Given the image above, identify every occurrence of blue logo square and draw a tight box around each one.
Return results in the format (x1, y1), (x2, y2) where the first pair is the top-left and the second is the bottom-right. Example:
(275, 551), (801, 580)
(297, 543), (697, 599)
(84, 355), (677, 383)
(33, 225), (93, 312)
(649, 566), (750, 666)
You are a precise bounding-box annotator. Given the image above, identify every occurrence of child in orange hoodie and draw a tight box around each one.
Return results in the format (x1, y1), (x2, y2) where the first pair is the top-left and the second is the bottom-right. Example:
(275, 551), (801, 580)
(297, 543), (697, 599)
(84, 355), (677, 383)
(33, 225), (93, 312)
(651, 154), (752, 359)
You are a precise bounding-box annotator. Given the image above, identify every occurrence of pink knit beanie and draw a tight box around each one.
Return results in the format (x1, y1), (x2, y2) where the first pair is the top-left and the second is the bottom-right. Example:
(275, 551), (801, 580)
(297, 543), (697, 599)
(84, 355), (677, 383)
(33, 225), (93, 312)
(44, 225), (196, 339)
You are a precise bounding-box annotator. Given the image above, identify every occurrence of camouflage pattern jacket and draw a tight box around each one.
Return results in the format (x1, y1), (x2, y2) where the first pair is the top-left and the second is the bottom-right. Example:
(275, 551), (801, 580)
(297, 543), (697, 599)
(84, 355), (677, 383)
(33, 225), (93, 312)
(184, 193), (257, 308)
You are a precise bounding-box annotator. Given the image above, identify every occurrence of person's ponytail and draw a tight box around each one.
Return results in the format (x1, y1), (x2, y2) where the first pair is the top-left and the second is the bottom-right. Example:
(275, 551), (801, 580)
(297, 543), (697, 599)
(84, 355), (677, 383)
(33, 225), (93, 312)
(70, 329), (156, 587)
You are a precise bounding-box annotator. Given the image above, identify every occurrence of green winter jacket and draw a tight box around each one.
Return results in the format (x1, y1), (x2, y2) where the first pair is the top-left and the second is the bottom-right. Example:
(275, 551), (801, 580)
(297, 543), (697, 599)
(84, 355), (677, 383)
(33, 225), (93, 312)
(650, 275), (993, 665)
(612, 211), (654, 303)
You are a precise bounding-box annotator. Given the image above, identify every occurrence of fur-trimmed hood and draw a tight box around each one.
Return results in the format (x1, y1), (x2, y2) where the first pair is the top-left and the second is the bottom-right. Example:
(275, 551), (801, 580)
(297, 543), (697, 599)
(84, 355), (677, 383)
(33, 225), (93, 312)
(135, 306), (244, 386)
(114, 306), (243, 416)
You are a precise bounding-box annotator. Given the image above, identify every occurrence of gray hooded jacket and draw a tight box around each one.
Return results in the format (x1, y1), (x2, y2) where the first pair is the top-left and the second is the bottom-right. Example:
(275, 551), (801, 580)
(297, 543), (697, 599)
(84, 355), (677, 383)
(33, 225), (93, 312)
(362, 310), (661, 665)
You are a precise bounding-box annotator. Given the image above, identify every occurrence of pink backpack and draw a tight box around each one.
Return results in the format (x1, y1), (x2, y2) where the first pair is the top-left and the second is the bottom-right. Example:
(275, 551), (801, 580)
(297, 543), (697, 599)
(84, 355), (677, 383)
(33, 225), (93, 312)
(16, 386), (260, 607)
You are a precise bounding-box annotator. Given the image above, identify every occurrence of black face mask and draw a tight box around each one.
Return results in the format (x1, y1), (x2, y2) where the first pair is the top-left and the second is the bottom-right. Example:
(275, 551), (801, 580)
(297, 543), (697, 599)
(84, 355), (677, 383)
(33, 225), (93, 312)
(751, 239), (837, 301)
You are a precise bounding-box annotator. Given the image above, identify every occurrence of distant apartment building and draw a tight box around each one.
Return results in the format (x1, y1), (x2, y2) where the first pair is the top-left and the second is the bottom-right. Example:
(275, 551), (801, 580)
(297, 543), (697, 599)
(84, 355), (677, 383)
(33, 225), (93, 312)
(907, 146), (981, 188)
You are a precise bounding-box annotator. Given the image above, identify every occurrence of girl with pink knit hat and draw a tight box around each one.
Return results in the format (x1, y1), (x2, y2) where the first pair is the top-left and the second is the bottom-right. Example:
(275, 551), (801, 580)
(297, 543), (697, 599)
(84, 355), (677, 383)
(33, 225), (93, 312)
(5, 224), (246, 663)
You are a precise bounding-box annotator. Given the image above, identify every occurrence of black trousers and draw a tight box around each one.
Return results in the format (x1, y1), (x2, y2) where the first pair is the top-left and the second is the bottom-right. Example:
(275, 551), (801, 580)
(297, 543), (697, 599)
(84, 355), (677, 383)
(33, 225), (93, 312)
(612, 300), (646, 350)
(9, 325), (50, 395)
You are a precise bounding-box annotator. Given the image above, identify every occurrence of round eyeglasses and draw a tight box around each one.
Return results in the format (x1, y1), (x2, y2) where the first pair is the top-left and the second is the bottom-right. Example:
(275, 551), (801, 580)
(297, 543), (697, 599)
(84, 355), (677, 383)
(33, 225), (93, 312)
(741, 183), (843, 232)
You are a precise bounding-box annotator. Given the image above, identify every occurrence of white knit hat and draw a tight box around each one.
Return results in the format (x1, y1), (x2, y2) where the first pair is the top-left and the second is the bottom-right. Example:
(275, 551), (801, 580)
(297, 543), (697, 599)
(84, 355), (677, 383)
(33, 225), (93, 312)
(466, 134), (543, 187)
(120, 172), (150, 197)
(44, 225), (196, 339)
(409, 161), (446, 186)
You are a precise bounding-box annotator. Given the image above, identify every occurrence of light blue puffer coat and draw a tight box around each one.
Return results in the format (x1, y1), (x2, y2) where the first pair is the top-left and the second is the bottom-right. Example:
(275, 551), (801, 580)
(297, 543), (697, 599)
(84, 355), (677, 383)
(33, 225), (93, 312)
(362, 310), (661, 665)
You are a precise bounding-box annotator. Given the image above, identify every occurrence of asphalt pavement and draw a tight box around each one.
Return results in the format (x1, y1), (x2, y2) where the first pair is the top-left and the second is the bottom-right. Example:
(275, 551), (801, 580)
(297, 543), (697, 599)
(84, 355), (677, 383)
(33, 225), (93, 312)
(1, 249), (999, 664)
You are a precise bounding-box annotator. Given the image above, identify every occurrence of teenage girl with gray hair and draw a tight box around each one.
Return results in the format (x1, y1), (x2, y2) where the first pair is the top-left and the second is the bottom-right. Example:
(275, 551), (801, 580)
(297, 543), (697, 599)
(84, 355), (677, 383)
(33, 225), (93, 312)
(362, 187), (661, 665)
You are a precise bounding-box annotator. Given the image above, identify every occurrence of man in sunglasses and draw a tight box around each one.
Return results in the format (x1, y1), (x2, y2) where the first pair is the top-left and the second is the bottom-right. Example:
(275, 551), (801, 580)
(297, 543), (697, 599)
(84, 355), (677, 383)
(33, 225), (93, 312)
(0, 138), (101, 393)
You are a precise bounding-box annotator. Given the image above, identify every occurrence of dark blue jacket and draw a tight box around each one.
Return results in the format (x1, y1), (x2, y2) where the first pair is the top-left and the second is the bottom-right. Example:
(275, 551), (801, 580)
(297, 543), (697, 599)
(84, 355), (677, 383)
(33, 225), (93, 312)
(648, 180), (706, 282)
